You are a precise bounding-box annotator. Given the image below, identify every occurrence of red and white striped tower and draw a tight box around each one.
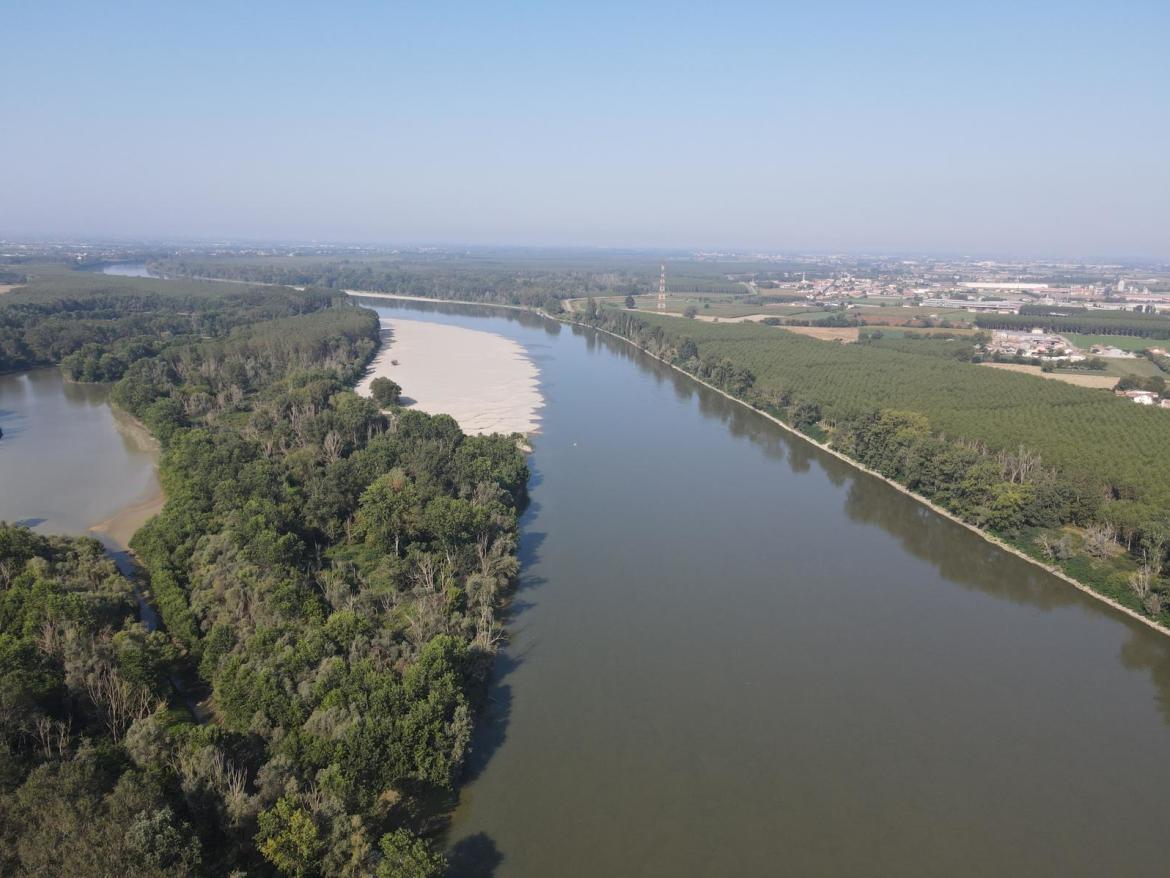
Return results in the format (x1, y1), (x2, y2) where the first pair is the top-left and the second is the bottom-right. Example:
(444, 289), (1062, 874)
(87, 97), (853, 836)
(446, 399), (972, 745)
(657, 262), (666, 312)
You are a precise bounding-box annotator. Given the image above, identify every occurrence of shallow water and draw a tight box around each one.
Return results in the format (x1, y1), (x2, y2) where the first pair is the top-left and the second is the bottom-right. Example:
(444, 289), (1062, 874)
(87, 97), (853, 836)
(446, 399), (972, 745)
(352, 296), (1170, 878)
(0, 368), (160, 551)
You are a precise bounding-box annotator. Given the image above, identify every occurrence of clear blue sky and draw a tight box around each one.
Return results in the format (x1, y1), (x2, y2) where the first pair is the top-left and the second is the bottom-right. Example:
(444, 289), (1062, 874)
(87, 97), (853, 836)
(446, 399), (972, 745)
(2, 1), (1167, 257)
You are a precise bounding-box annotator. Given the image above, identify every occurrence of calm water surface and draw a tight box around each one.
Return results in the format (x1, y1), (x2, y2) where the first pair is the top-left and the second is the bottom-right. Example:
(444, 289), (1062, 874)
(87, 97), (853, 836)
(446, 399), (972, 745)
(0, 368), (159, 548)
(353, 298), (1170, 878)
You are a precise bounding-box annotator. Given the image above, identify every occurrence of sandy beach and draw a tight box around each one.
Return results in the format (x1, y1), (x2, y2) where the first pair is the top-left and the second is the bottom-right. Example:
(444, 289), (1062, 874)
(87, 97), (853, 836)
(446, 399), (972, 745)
(87, 409), (164, 549)
(357, 318), (542, 436)
(88, 490), (166, 549)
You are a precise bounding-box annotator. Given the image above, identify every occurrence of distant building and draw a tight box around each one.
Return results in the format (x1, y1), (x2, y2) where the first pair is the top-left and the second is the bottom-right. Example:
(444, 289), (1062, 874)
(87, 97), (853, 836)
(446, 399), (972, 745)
(1122, 390), (1157, 405)
(958, 282), (1049, 291)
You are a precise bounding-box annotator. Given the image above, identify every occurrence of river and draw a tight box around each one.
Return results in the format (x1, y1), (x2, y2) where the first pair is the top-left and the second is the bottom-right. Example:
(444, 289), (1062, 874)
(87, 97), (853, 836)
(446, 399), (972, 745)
(39, 267), (1170, 874)
(346, 297), (1170, 878)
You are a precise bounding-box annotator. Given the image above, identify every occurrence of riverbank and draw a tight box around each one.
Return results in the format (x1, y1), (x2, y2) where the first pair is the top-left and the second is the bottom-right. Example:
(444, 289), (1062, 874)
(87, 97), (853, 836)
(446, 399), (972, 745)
(568, 312), (1169, 637)
(88, 487), (165, 550)
(356, 317), (543, 436)
(329, 291), (1164, 635)
(85, 408), (164, 549)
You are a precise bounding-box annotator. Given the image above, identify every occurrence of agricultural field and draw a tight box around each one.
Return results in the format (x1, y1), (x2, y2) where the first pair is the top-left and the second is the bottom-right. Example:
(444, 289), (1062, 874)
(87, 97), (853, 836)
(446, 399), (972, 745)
(631, 296), (764, 319)
(852, 305), (978, 327)
(1090, 357), (1163, 379)
(628, 294), (818, 320)
(1065, 333), (1158, 353)
(781, 325), (860, 342)
(879, 327), (984, 339)
(980, 362), (1119, 389)
(633, 312), (1170, 511)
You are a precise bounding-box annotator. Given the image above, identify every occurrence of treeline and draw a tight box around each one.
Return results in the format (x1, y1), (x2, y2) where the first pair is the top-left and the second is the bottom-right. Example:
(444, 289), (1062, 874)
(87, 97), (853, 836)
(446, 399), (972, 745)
(0, 269), (335, 378)
(579, 306), (1170, 623)
(157, 258), (644, 312)
(976, 309), (1170, 339)
(2, 287), (529, 874)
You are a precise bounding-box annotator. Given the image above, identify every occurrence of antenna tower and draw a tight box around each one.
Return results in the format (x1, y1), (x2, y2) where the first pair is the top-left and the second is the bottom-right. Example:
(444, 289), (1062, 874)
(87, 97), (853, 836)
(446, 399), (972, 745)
(657, 263), (667, 312)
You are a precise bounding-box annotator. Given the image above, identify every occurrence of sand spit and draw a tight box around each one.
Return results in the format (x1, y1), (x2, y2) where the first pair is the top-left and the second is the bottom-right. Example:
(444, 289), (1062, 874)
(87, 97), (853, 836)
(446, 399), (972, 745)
(88, 490), (165, 549)
(357, 318), (542, 436)
(88, 410), (164, 549)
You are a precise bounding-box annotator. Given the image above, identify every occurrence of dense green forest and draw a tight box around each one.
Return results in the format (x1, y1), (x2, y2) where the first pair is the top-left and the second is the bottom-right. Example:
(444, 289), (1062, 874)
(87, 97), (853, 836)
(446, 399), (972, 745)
(0, 268), (529, 875)
(155, 257), (624, 312)
(0, 266), (336, 379)
(152, 254), (763, 305)
(579, 305), (1170, 623)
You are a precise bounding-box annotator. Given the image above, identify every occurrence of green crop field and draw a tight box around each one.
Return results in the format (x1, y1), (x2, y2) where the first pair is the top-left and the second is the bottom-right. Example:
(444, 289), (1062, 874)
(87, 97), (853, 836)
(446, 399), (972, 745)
(634, 312), (1170, 511)
(628, 295), (820, 319)
(855, 305), (978, 325)
(1065, 333), (1158, 353)
(1089, 357), (1162, 378)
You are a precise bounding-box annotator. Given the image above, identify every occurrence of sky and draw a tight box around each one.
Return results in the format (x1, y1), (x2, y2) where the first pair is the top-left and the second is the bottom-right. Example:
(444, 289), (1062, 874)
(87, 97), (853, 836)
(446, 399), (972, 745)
(2, 1), (1168, 258)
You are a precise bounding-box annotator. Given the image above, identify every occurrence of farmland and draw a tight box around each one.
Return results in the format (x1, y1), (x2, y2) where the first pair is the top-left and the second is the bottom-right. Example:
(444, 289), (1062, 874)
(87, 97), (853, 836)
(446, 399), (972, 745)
(980, 362), (1120, 388)
(626, 294), (818, 319)
(1065, 333), (1159, 352)
(781, 325), (861, 342)
(1090, 357), (1163, 378)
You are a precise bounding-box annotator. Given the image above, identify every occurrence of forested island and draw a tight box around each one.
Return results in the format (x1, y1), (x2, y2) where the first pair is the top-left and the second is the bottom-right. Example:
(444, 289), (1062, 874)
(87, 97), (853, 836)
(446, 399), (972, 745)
(0, 267), (528, 875)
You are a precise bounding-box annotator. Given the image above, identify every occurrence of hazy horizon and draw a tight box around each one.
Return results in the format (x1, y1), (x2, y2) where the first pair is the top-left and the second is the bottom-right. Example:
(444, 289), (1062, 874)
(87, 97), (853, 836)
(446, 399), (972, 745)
(3, 1), (1168, 258)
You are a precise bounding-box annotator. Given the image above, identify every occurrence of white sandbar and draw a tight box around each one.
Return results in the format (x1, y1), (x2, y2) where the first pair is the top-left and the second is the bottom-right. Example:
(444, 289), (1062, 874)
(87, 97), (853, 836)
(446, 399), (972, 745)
(356, 318), (542, 436)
